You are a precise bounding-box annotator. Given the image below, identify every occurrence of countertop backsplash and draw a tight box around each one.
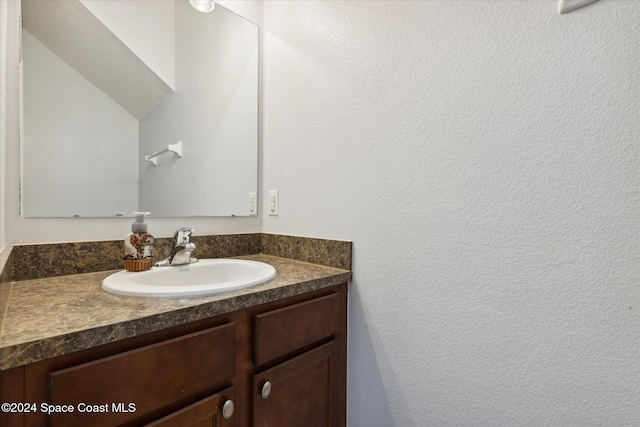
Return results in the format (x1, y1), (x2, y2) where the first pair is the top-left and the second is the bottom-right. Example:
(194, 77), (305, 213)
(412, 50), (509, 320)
(3, 233), (351, 281)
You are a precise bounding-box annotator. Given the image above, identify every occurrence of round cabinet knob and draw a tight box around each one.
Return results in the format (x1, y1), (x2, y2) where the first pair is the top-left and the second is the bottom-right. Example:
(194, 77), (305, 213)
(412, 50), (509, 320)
(222, 399), (234, 419)
(261, 381), (272, 399)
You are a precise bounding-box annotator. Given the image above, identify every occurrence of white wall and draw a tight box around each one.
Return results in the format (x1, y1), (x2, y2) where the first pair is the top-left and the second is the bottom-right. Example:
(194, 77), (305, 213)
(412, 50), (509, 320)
(1, 0), (262, 244)
(139, 1), (258, 217)
(0, 0), (8, 250)
(216, 0), (262, 26)
(22, 30), (138, 217)
(262, 1), (640, 426)
(79, 0), (175, 90)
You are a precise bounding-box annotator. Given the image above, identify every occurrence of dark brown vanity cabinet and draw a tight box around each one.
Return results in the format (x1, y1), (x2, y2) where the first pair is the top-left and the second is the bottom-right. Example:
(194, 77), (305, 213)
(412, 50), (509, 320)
(252, 341), (340, 427)
(0, 283), (347, 427)
(252, 293), (344, 427)
(49, 324), (237, 427)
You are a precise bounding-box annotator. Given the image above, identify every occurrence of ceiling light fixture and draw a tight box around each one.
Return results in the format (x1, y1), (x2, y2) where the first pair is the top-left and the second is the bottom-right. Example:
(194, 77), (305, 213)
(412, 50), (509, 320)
(190, 0), (215, 13)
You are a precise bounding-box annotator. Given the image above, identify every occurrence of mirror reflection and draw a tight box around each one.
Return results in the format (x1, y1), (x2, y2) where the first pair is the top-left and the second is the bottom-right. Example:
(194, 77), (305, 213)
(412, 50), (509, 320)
(21, 0), (258, 217)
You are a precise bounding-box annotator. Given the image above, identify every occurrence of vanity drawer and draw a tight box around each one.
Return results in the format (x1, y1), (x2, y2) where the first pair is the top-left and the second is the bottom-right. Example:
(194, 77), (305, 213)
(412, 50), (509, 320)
(49, 323), (236, 427)
(253, 293), (341, 366)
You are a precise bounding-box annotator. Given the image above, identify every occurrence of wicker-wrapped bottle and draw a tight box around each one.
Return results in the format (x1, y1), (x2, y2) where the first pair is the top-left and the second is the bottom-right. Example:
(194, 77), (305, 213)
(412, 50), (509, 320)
(124, 212), (154, 272)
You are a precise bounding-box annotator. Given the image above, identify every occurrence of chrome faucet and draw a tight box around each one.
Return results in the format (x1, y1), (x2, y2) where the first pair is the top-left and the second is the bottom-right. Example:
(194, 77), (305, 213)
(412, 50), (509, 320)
(154, 228), (199, 267)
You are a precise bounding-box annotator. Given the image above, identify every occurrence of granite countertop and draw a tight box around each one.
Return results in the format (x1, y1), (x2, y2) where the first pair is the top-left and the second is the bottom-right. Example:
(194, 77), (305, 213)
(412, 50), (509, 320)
(0, 254), (351, 371)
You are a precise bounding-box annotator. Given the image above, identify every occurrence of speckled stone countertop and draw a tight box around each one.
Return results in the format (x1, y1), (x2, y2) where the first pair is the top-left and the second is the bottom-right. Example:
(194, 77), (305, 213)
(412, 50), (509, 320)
(0, 254), (351, 371)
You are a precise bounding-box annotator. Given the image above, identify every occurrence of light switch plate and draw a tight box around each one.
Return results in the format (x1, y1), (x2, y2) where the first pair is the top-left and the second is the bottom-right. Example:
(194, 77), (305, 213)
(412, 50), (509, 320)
(248, 192), (257, 216)
(269, 190), (279, 216)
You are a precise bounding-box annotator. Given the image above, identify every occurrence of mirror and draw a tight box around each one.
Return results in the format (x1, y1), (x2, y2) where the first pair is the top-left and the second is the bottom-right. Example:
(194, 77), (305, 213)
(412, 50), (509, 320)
(21, 0), (258, 217)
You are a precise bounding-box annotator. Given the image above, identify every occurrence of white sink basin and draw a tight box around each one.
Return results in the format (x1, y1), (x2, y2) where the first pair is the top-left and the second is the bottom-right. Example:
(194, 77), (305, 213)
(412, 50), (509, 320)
(102, 259), (276, 297)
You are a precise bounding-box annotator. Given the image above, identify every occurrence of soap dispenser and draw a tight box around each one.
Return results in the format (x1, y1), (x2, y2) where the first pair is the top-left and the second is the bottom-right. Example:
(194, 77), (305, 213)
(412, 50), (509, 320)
(124, 212), (155, 272)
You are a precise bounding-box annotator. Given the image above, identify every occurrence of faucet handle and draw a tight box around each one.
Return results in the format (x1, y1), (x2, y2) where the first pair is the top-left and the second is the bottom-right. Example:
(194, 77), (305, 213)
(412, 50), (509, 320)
(174, 228), (195, 245)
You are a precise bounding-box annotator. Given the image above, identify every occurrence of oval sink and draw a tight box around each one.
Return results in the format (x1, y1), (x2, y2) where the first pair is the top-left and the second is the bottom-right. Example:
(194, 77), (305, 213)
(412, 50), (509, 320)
(102, 259), (276, 297)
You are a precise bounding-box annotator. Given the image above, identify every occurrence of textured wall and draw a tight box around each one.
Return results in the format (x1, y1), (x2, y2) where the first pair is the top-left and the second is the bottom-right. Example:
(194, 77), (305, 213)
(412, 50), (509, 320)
(262, 1), (640, 425)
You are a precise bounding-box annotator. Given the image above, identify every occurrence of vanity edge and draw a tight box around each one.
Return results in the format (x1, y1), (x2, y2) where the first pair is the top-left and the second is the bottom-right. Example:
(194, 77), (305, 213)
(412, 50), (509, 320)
(0, 254), (351, 371)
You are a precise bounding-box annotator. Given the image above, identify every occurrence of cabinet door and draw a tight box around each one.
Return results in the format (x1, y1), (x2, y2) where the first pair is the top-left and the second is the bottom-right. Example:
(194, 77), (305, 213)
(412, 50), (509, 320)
(145, 387), (235, 427)
(48, 323), (235, 427)
(252, 341), (340, 427)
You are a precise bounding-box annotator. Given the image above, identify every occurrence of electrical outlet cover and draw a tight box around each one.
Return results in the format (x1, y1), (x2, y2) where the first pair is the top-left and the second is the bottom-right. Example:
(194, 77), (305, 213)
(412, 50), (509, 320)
(248, 192), (257, 215)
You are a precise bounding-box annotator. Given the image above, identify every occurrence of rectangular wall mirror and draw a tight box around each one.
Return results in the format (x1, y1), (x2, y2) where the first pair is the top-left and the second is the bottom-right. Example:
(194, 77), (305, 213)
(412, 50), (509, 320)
(21, 0), (258, 217)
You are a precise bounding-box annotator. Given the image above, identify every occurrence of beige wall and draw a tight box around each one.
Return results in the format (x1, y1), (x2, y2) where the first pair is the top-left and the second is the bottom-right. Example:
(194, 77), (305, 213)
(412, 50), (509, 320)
(262, 1), (640, 425)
